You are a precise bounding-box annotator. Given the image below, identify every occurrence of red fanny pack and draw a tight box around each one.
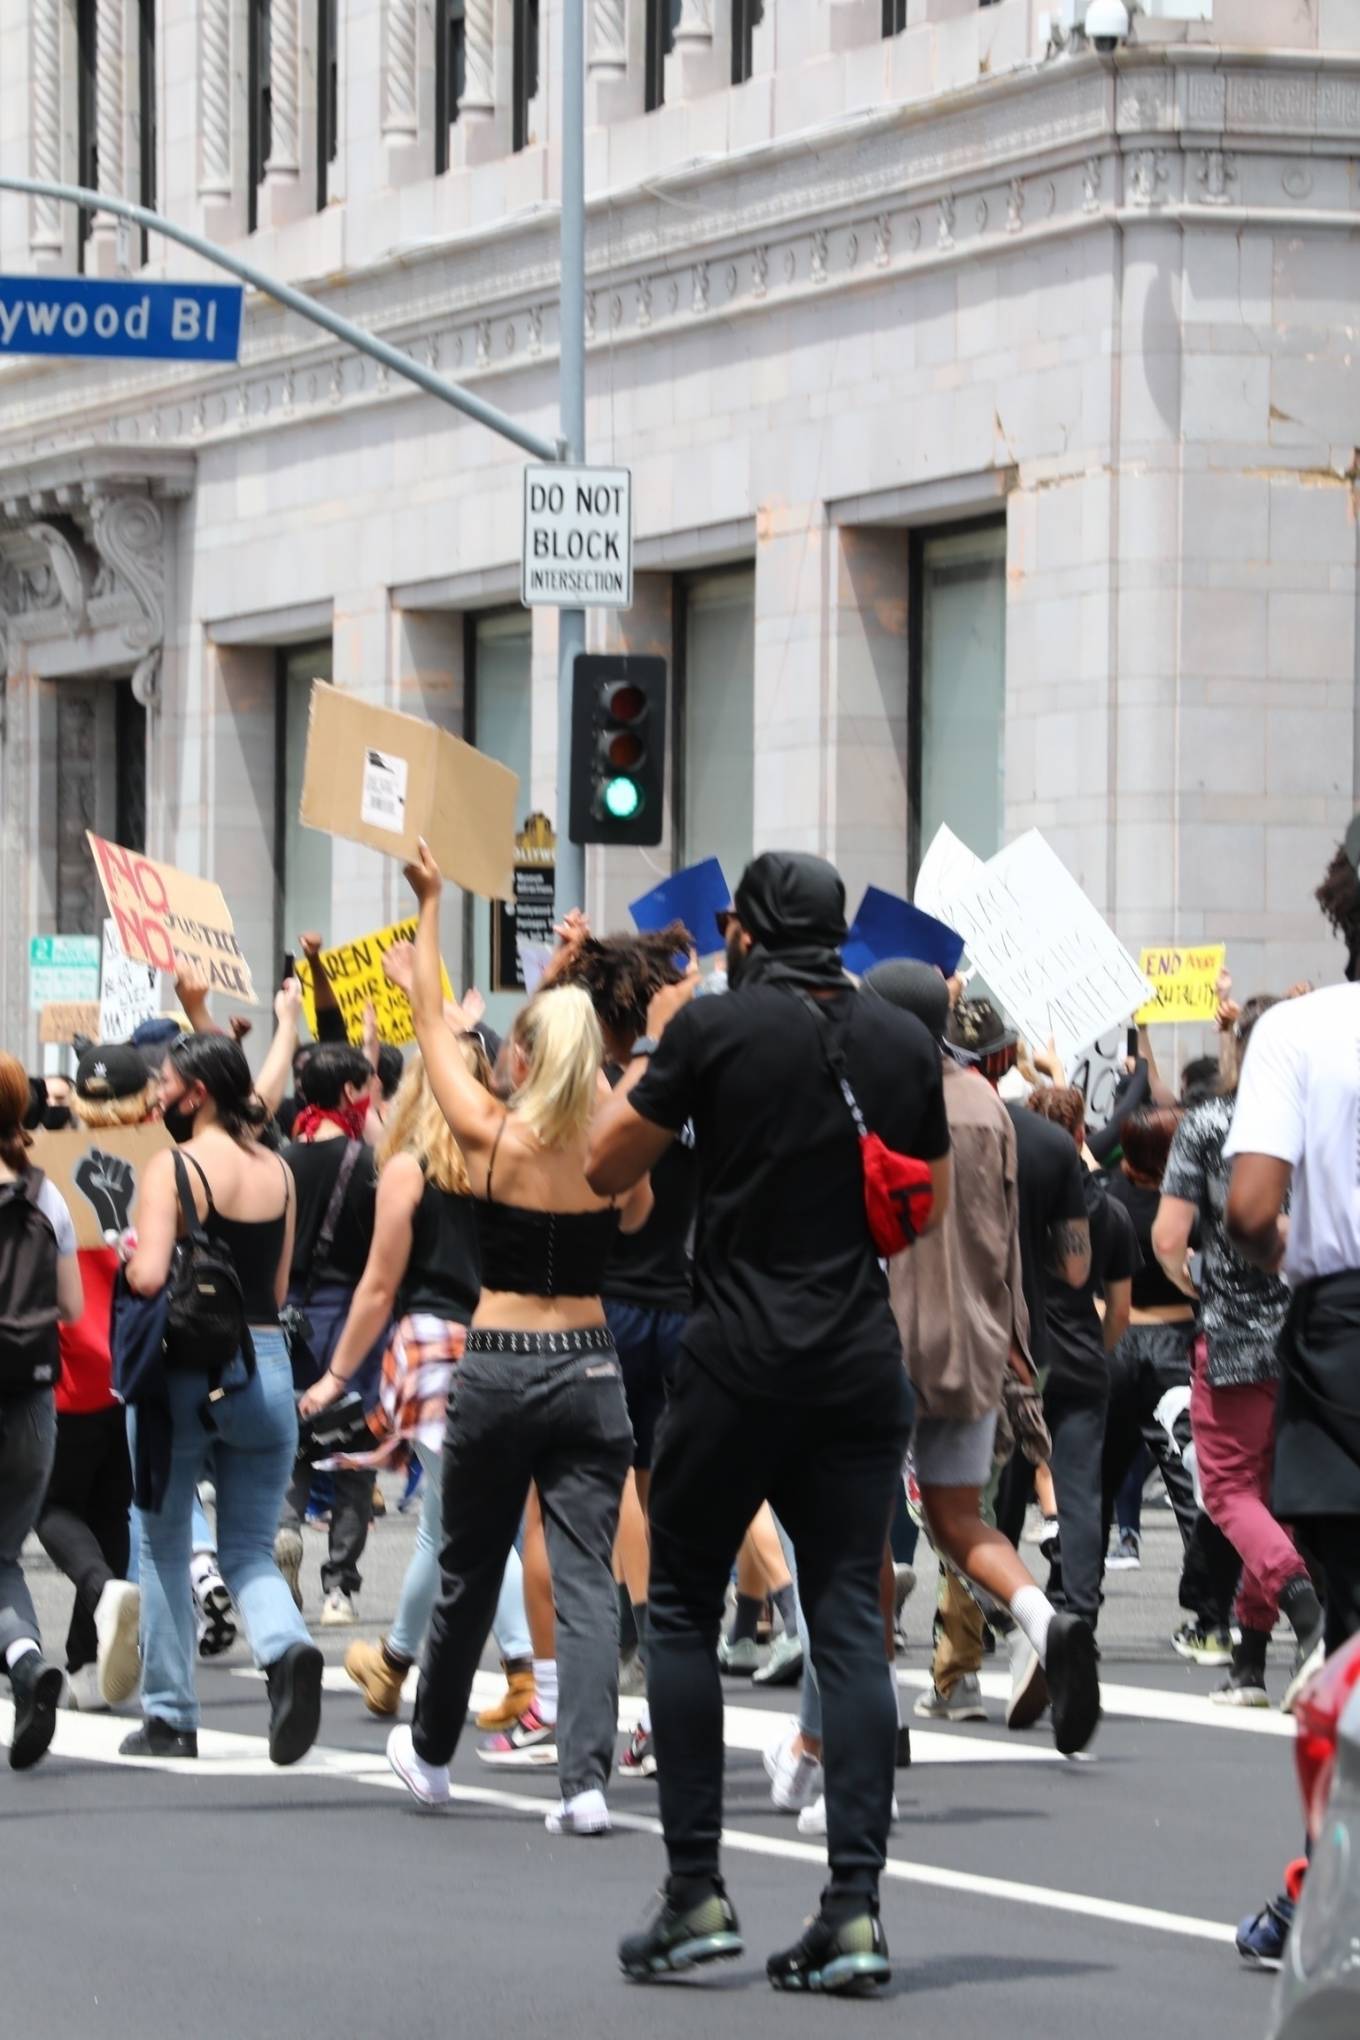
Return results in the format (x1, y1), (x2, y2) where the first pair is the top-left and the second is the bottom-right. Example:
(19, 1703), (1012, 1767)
(796, 994), (934, 1258)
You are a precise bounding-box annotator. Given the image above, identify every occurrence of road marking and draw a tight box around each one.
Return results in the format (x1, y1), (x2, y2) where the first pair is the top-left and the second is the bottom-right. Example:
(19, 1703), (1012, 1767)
(0, 1696), (1237, 1948)
(894, 1668), (1296, 1739)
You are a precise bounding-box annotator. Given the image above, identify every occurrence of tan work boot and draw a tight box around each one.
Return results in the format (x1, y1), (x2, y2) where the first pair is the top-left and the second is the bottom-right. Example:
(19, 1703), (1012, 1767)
(475, 1662), (536, 1732)
(344, 1638), (409, 1718)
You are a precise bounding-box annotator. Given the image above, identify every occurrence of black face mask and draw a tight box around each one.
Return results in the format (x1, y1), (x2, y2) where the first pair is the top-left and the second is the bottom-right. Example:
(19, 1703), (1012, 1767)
(41, 1105), (72, 1132)
(162, 1097), (197, 1145)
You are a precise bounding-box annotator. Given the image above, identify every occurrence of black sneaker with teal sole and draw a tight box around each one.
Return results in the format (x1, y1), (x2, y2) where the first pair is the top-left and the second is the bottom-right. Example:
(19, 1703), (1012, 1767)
(767, 1906), (891, 1997)
(619, 1882), (744, 1980)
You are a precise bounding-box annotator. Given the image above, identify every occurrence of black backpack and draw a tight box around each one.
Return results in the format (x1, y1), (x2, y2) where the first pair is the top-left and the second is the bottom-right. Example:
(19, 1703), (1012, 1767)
(0, 1168), (61, 1396)
(165, 1152), (254, 1382)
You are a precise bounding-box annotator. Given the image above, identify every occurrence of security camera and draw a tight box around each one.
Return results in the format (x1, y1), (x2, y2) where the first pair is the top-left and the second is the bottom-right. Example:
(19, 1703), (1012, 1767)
(1084, 0), (1130, 51)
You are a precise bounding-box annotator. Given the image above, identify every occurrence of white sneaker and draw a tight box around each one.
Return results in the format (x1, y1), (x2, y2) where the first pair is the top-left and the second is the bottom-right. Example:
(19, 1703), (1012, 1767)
(545, 1788), (611, 1836)
(1006, 1628), (1050, 1731)
(797, 1791), (898, 1838)
(763, 1721), (823, 1813)
(193, 1569), (237, 1660)
(386, 1724), (451, 1809)
(64, 1663), (108, 1712)
(320, 1588), (357, 1627)
(94, 1579), (141, 1706)
(274, 1526), (304, 1611)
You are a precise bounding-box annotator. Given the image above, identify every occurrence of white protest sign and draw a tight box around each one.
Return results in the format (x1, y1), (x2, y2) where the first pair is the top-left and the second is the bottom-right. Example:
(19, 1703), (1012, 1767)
(938, 832), (1152, 1072)
(1070, 1029), (1129, 1133)
(99, 917), (160, 1043)
(915, 823), (985, 922)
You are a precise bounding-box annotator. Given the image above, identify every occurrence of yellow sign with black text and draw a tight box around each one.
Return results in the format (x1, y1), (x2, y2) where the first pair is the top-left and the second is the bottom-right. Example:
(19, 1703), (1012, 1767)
(296, 919), (453, 1048)
(1136, 945), (1226, 1026)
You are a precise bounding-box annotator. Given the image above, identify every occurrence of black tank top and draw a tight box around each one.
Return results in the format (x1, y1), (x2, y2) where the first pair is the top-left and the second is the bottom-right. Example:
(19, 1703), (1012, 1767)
(473, 1115), (619, 1300)
(182, 1153), (288, 1325)
(397, 1172), (481, 1324)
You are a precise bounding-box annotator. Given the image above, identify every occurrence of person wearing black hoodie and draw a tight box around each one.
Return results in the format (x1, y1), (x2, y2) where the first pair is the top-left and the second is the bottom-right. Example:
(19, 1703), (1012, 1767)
(588, 851), (951, 1998)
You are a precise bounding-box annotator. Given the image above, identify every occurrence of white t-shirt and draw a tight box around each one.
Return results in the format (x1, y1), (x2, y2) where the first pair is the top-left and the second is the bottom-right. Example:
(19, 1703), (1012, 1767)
(1224, 982), (1360, 1285)
(35, 1175), (78, 1257)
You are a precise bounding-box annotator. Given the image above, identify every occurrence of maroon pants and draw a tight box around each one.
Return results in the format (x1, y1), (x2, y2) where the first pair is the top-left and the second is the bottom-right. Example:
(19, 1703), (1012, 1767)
(1190, 1338), (1307, 1632)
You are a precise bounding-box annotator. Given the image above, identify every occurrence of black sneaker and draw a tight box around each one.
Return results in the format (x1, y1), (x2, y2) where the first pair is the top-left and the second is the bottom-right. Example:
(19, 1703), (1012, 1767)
(120, 1715), (199, 1759)
(1046, 1612), (1100, 1756)
(8, 1653), (64, 1770)
(265, 1641), (324, 1766)
(895, 1724), (912, 1769)
(619, 1881), (744, 1980)
(767, 1904), (891, 1997)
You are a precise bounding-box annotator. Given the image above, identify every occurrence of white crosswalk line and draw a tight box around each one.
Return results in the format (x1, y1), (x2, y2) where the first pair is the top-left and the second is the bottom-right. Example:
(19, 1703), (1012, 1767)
(894, 1666), (1296, 1738)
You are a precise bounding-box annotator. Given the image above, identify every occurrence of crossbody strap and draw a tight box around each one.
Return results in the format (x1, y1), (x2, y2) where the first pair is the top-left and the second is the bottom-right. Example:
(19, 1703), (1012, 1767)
(793, 991), (869, 1142)
(302, 1140), (360, 1309)
(172, 1150), (213, 1247)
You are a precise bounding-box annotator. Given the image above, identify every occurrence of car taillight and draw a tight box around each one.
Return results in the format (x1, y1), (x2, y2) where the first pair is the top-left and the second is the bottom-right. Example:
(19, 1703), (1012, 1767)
(1293, 1634), (1360, 1843)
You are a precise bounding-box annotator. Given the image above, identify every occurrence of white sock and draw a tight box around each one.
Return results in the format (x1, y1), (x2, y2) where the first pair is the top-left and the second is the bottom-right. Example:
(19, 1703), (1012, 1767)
(1009, 1585), (1055, 1666)
(5, 1638), (39, 1671)
(533, 1657), (559, 1725)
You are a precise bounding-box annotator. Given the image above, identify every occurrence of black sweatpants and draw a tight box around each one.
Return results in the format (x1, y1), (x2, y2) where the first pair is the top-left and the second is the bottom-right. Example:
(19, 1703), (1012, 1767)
(1044, 1377), (1108, 1631)
(36, 1403), (133, 1673)
(647, 1355), (913, 1908)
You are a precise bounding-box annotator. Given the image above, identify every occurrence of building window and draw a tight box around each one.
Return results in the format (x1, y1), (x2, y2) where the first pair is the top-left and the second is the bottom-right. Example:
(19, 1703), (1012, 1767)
(317, 0), (339, 207)
(512, 0), (539, 153)
(247, 0), (272, 231)
(76, 0), (98, 269)
(675, 568), (755, 882)
(731, 0), (762, 85)
(466, 611), (533, 1032)
(882, 0), (907, 33)
(274, 643), (333, 959)
(138, 2), (157, 261)
(910, 522), (1007, 873)
(115, 681), (148, 854)
(645, 0), (679, 112)
(435, 0), (466, 176)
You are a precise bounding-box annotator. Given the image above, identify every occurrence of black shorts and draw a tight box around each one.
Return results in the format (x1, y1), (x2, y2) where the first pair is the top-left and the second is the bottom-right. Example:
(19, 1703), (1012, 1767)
(603, 1300), (687, 1471)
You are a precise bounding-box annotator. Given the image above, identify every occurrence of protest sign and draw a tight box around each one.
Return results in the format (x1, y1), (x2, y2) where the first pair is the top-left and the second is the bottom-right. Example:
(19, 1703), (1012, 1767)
(39, 1002), (100, 1046)
(87, 837), (256, 1006)
(1136, 944), (1226, 1027)
(296, 919), (452, 1048)
(30, 1124), (170, 1249)
(98, 917), (160, 1042)
(842, 887), (965, 979)
(629, 858), (731, 948)
(915, 824), (985, 922)
(1070, 1029), (1129, 1132)
(29, 935), (100, 1011)
(299, 684), (517, 901)
(939, 832), (1152, 1071)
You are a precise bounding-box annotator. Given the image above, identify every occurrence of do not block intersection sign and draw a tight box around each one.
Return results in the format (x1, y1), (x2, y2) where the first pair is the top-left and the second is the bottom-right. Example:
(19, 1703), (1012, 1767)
(522, 465), (632, 609)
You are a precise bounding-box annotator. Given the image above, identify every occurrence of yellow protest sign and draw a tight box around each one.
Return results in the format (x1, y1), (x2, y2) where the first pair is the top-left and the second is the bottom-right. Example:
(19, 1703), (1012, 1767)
(1136, 945), (1226, 1026)
(296, 919), (453, 1048)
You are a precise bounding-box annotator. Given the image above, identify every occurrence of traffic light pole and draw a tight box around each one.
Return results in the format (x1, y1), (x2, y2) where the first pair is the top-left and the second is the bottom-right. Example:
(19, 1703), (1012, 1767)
(554, 0), (588, 919)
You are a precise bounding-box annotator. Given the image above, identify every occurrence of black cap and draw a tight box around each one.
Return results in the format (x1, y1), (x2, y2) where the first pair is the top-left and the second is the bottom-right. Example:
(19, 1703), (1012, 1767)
(863, 959), (951, 1041)
(733, 851), (848, 952)
(76, 1043), (152, 1101)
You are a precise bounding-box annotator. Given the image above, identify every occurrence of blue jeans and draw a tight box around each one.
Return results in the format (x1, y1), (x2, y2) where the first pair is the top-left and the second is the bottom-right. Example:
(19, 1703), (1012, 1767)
(130, 1332), (311, 1731)
(387, 1439), (532, 1665)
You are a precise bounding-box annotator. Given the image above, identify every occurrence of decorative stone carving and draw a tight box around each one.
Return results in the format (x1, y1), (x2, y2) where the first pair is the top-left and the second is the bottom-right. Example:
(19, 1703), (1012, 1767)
(1128, 149), (1168, 209)
(1082, 155), (1101, 213)
(590, 0), (627, 77)
(874, 214), (891, 267)
(937, 195), (955, 250)
(811, 231), (828, 284)
(383, 0), (420, 138)
(461, 0), (496, 118)
(673, 0), (714, 45)
(267, 0), (302, 177)
(1007, 177), (1024, 233)
(29, 0), (63, 259)
(1197, 150), (1235, 205)
(1281, 163), (1314, 200)
(94, 0), (127, 219)
(693, 261), (710, 312)
(752, 246), (769, 296)
(87, 493), (165, 651)
(199, 0), (233, 200)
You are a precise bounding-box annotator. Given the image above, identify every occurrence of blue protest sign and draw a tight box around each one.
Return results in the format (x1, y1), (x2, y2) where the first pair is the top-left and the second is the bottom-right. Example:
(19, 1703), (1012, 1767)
(629, 858), (731, 947)
(0, 277), (243, 363)
(842, 886), (965, 978)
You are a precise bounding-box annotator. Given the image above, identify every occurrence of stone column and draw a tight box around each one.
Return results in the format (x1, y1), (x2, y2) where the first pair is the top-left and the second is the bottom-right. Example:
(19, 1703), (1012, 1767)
(29, 0), (65, 269)
(196, 0), (246, 242)
(588, 0), (639, 126)
(261, 0), (312, 226)
(381, 0), (419, 140)
(86, 0), (128, 276)
(451, 0), (501, 167)
(666, 0), (730, 104)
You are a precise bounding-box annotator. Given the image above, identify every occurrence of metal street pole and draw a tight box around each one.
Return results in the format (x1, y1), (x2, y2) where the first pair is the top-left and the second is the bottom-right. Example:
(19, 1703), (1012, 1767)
(554, 0), (587, 916)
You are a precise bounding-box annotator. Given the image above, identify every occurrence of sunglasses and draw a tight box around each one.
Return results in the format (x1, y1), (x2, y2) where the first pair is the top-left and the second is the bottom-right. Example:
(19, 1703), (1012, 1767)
(714, 909), (738, 940)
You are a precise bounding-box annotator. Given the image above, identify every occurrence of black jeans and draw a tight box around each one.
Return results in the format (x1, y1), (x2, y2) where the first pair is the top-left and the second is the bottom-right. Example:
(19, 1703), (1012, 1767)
(280, 1281), (382, 1596)
(647, 1355), (913, 1907)
(413, 1339), (633, 1798)
(1044, 1376), (1108, 1630)
(1299, 1517), (1360, 1657)
(36, 1404), (133, 1672)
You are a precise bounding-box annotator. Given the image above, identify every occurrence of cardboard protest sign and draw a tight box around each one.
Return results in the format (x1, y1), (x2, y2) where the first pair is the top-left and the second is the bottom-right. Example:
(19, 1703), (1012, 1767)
(299, 684), (517, 901)
(842, 887), (965, 979)
(87, 838), (256, 1006)
(939, 832), (1152, 1071)
(915, 824), (985, 922)
(629, 858), (731, 948)
(296, 919), (453, 1048)
(98, 917), (160, 1042)
(1136, 944), (1226, 1027)
(30, 1123), (170, 1249)
(39, 1002), (100, 1046)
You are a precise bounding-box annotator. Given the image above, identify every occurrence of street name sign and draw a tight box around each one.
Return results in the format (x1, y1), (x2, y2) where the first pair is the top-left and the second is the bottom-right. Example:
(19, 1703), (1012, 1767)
(522, 465), (632, 609)
(0, 276), (243, 363)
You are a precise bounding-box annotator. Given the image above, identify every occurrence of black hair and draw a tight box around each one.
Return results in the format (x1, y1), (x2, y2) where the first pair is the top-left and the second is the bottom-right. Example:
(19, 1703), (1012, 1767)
(555, 924), (690, 1043)
(298, 1042), (372, 1110)
(376, 1045), (403, 1101)
(1317, 843), (1360, 968)
(168, 1033), (270, 1141)
(1179, 1056), (1220, 1106)
(1231, 994), (1277, 1089)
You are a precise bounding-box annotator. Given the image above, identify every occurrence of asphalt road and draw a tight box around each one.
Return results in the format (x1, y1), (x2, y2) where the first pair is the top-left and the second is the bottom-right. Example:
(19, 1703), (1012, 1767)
(5, 1487), (1300, 2040)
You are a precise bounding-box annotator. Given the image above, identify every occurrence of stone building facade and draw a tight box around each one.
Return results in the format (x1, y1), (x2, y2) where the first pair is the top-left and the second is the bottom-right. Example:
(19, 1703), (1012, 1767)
(1, 0), (1357, 1049)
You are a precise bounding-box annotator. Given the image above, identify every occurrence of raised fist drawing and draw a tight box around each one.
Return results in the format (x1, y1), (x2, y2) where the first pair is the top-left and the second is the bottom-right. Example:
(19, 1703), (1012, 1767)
(73, 1149), (137, 1243)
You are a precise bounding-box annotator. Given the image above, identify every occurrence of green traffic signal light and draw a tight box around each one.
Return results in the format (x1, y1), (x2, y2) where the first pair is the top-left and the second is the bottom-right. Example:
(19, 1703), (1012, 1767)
(602, 775), (642, 820)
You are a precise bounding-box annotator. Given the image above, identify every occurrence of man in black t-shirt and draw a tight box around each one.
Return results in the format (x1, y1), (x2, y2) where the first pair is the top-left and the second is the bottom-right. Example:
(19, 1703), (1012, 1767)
(588, 852), (951, 1997)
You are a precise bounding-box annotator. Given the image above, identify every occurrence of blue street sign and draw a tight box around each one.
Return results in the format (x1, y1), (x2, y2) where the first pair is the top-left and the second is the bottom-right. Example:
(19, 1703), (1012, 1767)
(0, 275), (243, 362)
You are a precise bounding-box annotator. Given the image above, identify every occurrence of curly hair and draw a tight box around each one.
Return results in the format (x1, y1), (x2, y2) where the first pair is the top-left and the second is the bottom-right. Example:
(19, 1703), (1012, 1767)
(1317, 843), (1360, 959)
(554, 923), (691, 1042)
(1027, 1083), (1086, 1146)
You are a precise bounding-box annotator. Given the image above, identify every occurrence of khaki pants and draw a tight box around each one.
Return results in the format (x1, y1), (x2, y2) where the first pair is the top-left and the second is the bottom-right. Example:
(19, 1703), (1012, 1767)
(932, 1567), (984, 1696)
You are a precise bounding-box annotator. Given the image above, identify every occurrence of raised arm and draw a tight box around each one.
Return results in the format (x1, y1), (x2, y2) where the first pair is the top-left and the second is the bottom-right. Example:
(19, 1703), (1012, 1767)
(301, 932), (348, 1045)
(403, 843), (505, 1157)
(256, 979), (303, 1119)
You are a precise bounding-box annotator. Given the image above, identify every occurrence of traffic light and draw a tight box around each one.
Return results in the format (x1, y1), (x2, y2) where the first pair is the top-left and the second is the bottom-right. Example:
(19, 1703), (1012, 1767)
(568, 653), (667, 846)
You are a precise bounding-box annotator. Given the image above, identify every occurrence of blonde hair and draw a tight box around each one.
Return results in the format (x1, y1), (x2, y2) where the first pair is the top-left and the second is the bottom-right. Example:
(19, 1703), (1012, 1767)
(509, 985), (603, 1150)
(379, 1043), (489, 1195)
(71, 1085), (158, 1130)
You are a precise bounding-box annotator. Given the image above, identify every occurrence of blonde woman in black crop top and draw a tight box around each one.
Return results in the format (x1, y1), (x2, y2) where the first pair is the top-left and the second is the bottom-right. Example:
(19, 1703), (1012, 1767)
(385, 841), (651, 1840)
